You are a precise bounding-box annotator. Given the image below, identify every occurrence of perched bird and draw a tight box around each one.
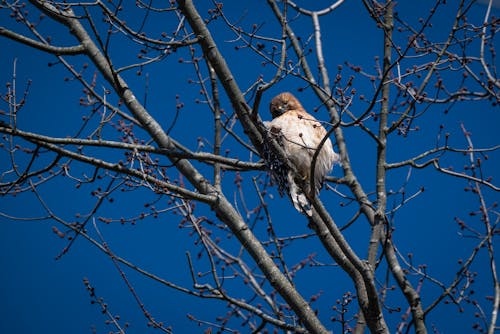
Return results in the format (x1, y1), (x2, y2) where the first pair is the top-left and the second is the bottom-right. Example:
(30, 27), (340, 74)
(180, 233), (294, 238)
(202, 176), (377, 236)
(264, 92), (340, 215)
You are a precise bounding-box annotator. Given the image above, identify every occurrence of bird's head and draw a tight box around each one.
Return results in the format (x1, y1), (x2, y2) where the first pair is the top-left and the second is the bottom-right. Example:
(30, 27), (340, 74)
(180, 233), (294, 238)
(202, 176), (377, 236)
(269, 92), (302, 119)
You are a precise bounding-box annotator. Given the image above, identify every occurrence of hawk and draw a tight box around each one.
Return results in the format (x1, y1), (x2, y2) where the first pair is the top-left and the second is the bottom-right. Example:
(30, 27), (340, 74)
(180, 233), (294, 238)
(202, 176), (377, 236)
(264, 92), (340, 215)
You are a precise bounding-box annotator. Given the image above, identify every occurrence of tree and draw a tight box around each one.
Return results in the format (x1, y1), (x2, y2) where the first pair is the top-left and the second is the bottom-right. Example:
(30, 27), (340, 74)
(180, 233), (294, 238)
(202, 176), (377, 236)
(0, 0), (499, 333)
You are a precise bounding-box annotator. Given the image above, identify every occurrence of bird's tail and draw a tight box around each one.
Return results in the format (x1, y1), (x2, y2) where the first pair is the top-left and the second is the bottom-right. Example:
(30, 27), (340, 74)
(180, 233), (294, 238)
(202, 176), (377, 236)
(288, 172), (312, 216)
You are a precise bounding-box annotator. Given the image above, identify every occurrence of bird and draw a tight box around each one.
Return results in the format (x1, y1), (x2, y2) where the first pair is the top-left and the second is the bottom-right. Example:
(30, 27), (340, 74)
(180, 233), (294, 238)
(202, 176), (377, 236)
(263, 92), (340, 215)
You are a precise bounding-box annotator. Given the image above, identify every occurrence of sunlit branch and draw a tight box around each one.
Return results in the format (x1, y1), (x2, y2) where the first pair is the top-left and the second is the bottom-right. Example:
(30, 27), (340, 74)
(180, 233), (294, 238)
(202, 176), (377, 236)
(356, 0), (442, 131)
(0, 125), (265, 171)
(461, 123), (500, 333)
(387, 151), (500, 192)
(479, 0), (500, 90)
(0, 26), (85, 55)
(12, 130), (217, 203)
(432, 160), (500, 192)
(98, 1), (198, 49)
(308, 195), (388, 333)
(387, 0), (467, 134)
(287, 0), (344, 16)
(385, 145), (500, 169)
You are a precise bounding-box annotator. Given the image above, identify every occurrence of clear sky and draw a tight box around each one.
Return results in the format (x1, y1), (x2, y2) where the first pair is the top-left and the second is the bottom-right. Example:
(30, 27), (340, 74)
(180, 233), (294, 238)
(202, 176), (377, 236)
(0, 1), (499, 333)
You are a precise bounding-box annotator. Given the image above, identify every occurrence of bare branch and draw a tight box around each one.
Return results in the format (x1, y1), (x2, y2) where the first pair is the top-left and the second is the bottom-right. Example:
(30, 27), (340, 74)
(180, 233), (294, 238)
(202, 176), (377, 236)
(0, 26), (85, 55)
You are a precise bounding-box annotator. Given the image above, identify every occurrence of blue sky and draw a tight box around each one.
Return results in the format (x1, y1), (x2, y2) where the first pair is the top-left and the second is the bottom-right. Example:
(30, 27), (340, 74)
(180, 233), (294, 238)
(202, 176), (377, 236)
(1, 1), (499, 333)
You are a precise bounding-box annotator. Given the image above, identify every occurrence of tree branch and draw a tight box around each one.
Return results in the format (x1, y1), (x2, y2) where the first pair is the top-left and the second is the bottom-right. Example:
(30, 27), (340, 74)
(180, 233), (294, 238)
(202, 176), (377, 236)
(0, 26), (85, 55)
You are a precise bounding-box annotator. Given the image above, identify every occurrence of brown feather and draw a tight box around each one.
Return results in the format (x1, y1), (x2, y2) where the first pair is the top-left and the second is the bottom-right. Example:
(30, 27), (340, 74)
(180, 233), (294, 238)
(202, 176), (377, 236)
(266, 92), (340, 215)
